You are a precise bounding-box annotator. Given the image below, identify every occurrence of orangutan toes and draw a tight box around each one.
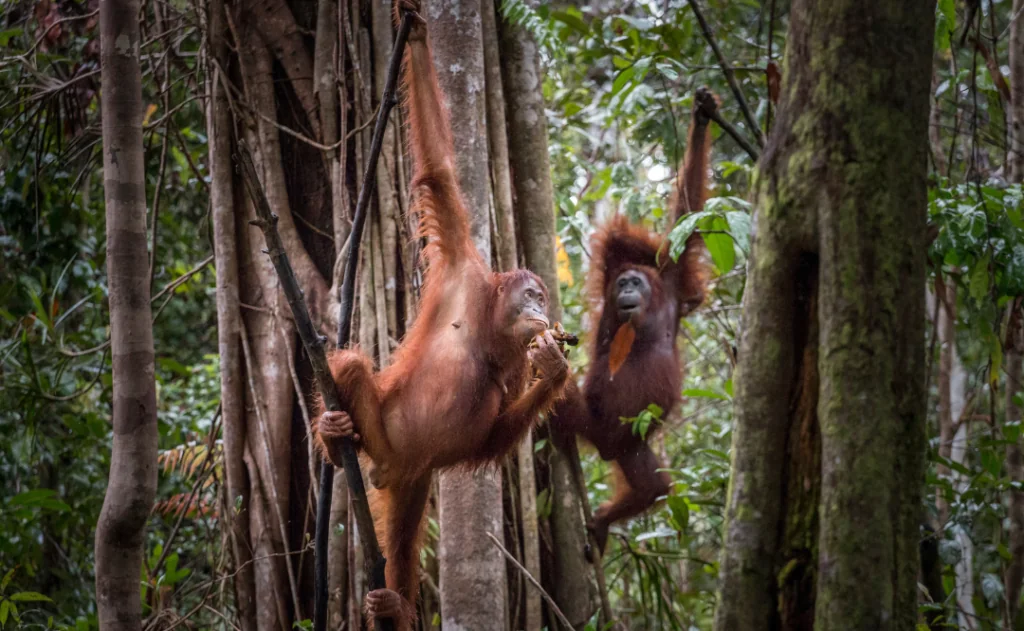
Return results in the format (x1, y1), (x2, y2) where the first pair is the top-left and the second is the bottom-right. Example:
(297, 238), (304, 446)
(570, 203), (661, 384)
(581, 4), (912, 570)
(365, 588), (405, 620)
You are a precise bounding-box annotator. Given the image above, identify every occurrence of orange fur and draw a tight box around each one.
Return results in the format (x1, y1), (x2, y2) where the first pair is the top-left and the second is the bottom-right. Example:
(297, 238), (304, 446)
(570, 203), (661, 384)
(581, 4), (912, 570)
(312, 21), (568, 630)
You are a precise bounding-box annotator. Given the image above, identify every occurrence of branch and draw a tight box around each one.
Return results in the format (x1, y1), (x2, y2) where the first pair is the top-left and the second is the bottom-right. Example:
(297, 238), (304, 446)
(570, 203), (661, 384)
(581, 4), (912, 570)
(486, 532), (575, 630)
(562, 439), (617, 627)
(688, 0), (766, 148)
(705, 102), (760, 162)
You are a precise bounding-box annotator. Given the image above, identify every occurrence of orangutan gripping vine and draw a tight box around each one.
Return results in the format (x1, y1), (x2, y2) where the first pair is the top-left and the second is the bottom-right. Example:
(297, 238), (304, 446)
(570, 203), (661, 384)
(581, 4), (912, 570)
(310, 4), (569, 629)
(552, 89), (718, 554)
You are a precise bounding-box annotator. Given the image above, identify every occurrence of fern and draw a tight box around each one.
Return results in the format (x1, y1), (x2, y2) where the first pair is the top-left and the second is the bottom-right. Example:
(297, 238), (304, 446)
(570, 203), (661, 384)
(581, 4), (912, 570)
(499, 0), (557, 53)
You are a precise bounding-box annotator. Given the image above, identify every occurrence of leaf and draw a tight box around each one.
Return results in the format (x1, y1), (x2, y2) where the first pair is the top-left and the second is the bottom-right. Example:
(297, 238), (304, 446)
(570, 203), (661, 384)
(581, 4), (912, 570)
(0, 28), (22, 48)
(766, 61), (781, 104)
(667, 210), (710, 260)
(667, 495), (689, 533)
(981, 572), (1004, 608)
(934, 0), (955, 52)
(704, 217), (736, 273)
(938, 538), (961, 566)
(1, 568), (14, 592)
(10, 591), (51, 602)
(551, 10), (588, 34)
(969, 254), (990, 302)
(0, 600), (9, 626)
(534, 438), (548, 453)
(611, 65), (636, 97)
(683, 388), (728, 400)
(725, 211), (752, 253)
(608, 322), (636, 378)
(556, 236), (574, 286)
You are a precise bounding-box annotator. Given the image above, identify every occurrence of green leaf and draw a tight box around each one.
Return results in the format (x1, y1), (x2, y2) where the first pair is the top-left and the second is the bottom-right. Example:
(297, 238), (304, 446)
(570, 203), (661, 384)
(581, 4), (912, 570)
(725, 210), (752, 253)
(551, 10), (588, 34)
(1, 568), (14, 592)
(683, 388), (728, 400)
(969, 255), (990, 302)
(980, 449), (1001, 477)
(611, 65), (635, 96)
(666, 495), (689, 533)
(704, 217), (736, 274)
(10, 592), (51, 603)
(0, 28), (22, 48)
(0, 600), (9, 626)
(534, 438), (548, 453)
(668, 210), (710, 260)
(934, 0), (955, 51)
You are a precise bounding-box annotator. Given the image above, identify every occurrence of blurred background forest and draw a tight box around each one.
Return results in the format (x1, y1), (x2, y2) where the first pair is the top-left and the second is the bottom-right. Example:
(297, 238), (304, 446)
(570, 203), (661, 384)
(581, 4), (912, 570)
(1, 0), (1023, 629)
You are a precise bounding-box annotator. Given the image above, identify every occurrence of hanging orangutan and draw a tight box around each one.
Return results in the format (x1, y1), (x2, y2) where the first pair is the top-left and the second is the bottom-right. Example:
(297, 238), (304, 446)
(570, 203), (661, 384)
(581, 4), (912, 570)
(552, 88), (718, 554)
(311, 3), (569, 628)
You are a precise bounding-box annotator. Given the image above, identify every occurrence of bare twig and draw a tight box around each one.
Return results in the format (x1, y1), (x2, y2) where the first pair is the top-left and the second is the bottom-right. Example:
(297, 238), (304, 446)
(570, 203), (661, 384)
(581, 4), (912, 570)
(706, 107), (760, 162)
(486, 532), (575, 630)
(688, 0), (765, 148)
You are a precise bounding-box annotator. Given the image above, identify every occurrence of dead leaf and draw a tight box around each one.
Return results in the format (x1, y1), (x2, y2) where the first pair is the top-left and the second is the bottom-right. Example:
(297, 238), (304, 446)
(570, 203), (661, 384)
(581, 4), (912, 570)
(767, 61), (781, 105)
(142, 103), (158, 127)
(608, 321), (636, 379)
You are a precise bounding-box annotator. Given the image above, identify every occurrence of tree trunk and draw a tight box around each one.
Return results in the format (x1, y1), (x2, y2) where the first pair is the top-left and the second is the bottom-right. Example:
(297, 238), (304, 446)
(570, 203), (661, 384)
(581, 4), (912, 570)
(481, 1), (540, 628)
(95, 0), (158, 628)
(208, 0), (258, 626)
(936, 284), (975, 630)
(713, 1), (934, 629)
(499, 6), (598, 626)
(430, 0), (508, 628)
(1005, 0), (1024, 621)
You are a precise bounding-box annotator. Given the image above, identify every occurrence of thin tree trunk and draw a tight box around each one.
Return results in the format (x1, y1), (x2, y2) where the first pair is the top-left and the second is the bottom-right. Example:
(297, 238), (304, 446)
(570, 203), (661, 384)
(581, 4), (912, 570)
(499, 7), (597, 626)
(327, 471), (350, 630)
(937, 284), (975, 631)
(714, 2), (934, 629)
(482, 0), (517, 271)
(371, 0), (401, 339)
(1005, 304), (1023, 627)
(431, 0), (507, 627)
(481, 1), (539, 628)
(1005, 1), (1024, 621)
(209, 0), (258, 626)
(95, 1), (158, 628)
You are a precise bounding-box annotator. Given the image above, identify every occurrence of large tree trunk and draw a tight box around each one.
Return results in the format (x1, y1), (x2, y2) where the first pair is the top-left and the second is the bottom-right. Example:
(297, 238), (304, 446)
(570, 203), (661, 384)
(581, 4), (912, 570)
(713, 1), (934, 630)
(94, 0), (158, 628)
(499, 6), (598, 627)
(430, 0), (509, 628)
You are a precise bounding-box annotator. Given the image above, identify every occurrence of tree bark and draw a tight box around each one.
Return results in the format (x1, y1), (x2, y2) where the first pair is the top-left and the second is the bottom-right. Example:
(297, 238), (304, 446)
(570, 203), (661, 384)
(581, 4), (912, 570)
(481, 1), (539, 628)
(936, 283), (974, 630)
(482, 0), (517, 271)
(713, 1), (934, 629)
(208, 0), (258, 626)
(95, 0), (158, 628)
(430, 0), (507, 627)
(499, 6), (598, 626)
